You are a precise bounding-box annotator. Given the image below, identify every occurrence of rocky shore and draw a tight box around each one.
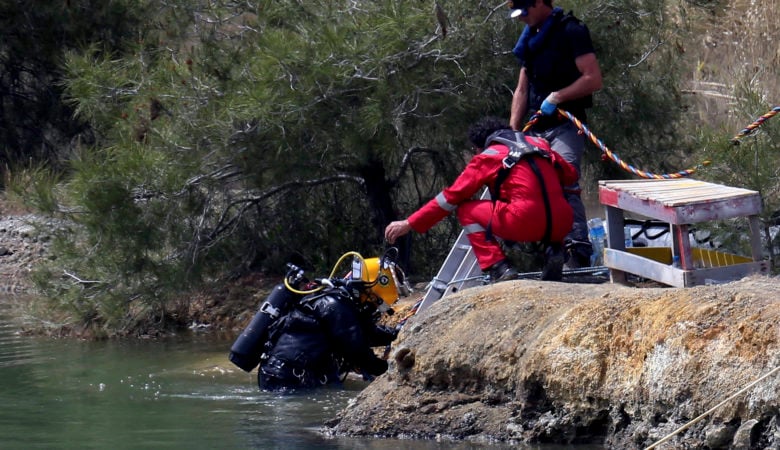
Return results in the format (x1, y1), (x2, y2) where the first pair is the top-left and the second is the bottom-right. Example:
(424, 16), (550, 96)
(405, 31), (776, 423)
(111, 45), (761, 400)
(326, 277), (780, 449)
(0, 213), (57, 296)
(0, 207), (271, 334)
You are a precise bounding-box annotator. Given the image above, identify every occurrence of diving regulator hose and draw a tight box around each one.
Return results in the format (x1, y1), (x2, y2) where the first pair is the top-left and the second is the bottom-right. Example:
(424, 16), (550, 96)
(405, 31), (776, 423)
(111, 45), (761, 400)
(282, 250), (377, 295)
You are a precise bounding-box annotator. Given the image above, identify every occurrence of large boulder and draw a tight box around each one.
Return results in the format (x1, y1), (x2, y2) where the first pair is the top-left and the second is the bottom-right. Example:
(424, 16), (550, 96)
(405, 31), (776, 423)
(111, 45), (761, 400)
(326, 276), (780, 449)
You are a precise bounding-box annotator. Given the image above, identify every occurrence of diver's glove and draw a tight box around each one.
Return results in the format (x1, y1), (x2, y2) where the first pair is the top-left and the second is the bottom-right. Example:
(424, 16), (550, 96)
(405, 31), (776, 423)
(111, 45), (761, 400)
(371, 324), (399, 346)
(363, 357), (388, 377)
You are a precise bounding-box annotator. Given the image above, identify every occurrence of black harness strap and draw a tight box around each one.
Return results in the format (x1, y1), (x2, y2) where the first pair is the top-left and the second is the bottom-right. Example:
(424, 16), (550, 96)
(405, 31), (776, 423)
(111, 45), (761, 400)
(484, 131), (553, 244)
(526, 157), (553, 245)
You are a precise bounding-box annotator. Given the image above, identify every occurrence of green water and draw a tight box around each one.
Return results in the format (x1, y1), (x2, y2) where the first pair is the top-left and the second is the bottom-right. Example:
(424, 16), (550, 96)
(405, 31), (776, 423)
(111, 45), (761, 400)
(0, 309), (358, 449)
(0, 302), (599, 450)
(0, 304), (509, 450)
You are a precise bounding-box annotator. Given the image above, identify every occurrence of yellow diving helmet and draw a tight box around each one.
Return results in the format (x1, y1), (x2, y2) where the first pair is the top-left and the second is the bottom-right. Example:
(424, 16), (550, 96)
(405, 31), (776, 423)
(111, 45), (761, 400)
(353, 255), (410, 308)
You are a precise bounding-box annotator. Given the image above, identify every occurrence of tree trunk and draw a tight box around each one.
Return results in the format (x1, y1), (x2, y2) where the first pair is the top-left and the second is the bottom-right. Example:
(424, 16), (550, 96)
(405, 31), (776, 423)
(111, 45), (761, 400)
(360, 159), (412, 270)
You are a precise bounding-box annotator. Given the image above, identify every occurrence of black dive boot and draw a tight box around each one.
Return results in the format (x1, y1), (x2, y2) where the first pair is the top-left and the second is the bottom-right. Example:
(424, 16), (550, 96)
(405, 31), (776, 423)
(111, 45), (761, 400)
(488, 260), (518, 283)
(564, 239), (593, 269)
(541, 243), (565, 281)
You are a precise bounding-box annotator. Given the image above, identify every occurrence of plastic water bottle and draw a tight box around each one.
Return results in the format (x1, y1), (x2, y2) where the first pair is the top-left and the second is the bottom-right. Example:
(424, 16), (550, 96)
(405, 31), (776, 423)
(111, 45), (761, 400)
(587, 218), (606, 266)
(624, 226), (633, 248)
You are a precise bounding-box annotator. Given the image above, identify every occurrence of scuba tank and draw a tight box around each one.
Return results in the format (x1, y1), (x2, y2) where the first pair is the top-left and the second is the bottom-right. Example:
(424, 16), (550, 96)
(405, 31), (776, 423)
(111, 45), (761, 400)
(228, 265), (304, 372)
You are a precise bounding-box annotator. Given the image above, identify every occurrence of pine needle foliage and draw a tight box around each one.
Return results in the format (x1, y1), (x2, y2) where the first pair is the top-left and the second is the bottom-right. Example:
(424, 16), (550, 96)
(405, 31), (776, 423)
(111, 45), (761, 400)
(0, 0), (156, 171)
(19, 0), (736, 335)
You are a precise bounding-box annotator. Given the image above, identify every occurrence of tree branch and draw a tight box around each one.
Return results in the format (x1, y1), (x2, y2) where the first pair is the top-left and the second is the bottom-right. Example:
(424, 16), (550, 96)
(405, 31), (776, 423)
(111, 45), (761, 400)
(389, 146), (438, 188)
(627, 39), (664, 69)
(207, 174), (366, 240)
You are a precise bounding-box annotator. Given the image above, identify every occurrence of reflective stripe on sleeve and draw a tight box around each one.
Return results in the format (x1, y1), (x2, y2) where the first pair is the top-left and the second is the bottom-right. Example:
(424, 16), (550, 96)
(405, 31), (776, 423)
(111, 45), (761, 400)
(435, 192), (458, 212)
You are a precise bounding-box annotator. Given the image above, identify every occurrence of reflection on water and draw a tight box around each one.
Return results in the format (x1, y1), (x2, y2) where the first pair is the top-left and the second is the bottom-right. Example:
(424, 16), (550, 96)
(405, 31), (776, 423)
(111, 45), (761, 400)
(0, 321), (40, 368)
(0, 300), (593, 450)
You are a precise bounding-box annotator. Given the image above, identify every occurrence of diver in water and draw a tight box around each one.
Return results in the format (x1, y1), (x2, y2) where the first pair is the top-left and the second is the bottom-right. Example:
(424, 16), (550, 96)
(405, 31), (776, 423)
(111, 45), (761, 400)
(229, 250), (409, 391)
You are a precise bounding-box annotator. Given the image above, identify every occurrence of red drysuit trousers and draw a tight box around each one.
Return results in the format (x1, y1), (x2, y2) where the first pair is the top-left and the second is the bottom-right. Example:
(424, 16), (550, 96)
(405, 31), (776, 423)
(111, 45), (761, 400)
(456, 199), (528, 270)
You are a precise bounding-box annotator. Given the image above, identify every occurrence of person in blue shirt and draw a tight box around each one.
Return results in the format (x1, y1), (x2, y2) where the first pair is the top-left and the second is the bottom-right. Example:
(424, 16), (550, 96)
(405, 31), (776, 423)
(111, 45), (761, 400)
(508, 0), (603, 268)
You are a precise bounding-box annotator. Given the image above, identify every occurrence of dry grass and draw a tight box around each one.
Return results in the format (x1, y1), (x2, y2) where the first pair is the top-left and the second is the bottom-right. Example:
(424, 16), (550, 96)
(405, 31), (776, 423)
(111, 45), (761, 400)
(686, 0), (779, 128)
(0, 191), (33, 216)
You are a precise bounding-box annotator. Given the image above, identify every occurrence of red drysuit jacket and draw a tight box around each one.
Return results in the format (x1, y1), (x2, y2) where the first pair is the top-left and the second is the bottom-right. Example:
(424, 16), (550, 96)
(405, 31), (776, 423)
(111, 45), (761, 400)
(407, 135), (577, 243)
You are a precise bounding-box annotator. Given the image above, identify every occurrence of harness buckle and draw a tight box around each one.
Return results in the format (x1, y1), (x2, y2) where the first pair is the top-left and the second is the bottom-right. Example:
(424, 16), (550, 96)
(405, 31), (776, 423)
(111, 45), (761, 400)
(259, 301), (281, 320)
(292, 367), (306, 382)
(502, 155), (517, 169)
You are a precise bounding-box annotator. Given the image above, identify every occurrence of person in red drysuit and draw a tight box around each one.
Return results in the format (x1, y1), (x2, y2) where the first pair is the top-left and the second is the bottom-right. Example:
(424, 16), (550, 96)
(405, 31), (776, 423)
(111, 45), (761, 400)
(384, 116), (577, 281)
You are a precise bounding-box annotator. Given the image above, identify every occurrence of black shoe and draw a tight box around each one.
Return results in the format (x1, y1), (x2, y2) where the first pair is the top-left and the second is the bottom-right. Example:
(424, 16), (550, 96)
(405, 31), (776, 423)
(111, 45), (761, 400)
(564, 240), (593, 269)
(488, 260), (518, 283)
(541, 244), (565, 281)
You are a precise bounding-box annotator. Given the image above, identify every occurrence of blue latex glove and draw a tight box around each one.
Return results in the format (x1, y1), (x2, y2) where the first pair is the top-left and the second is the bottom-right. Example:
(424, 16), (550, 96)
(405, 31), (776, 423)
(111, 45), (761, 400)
(540, 98), (558, 116)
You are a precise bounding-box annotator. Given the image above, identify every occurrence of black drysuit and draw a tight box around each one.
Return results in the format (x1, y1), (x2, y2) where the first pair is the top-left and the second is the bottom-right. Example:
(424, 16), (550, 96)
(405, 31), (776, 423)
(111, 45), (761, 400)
(258, 288), (395, 390)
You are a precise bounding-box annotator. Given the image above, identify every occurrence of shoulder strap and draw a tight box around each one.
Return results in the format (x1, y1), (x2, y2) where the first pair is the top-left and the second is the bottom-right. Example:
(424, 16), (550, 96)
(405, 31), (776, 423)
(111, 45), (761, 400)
(486, 130), (548, 199)
(486, 131), (549, 170)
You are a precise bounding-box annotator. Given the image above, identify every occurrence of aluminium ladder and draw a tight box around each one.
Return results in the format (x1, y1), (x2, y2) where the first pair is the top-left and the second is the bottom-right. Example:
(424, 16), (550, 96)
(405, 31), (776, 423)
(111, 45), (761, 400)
(415, 189), (490, 313)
